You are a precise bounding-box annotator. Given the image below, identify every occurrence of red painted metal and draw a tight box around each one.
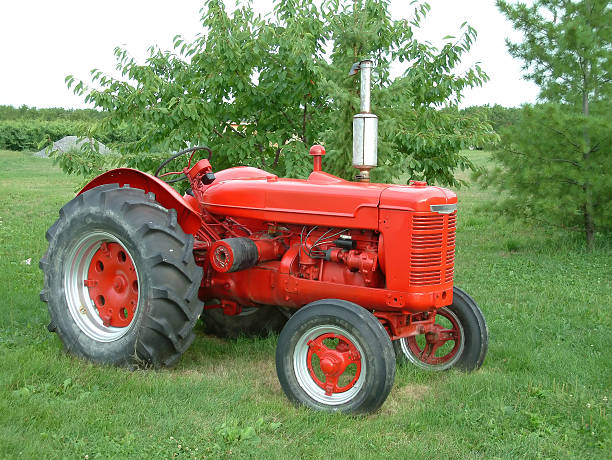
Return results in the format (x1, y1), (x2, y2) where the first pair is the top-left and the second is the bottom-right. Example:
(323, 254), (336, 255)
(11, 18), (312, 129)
(326, 248), (379, 285)
(79, 145), (459, 338)
(79, 168), (201, 235)
(207, 166), (277, 183)
(253, 238), (287, 262)
(85, 242), (138, 327)
(186, 158), (213, 181)
(202, 220), (453, 313)
(403, 309), (463, 365)
(307, 333), (361, 396)
(204, 300), (242, 316)
(309, 144), (326, 172)
(202, 174), (385, 229)
(209, 240), (236, 273)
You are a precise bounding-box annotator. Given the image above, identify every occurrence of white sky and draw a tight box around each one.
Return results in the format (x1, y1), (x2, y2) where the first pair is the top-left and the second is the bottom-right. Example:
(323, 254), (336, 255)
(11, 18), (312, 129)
(0, 0), (539, 109)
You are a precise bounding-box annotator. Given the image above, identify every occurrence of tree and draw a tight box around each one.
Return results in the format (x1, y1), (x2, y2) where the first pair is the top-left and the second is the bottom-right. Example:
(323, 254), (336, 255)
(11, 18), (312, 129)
(488, 0), (611, 248)
(485, 103), (610, 240)
(461, 104), (521, 148)
(64, 0), (495, 186)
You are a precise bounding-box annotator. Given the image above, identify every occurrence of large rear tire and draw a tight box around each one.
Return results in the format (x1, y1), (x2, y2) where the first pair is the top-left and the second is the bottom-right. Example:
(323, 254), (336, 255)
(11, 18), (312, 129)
(276, 299), (396, 414)
(40, 184), (203, 368)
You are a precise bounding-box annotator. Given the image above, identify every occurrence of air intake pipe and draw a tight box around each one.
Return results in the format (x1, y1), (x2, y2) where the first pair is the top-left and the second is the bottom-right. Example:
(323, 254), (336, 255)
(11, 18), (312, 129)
(209, 237), (286, 273)
(350, 60), (378, 182)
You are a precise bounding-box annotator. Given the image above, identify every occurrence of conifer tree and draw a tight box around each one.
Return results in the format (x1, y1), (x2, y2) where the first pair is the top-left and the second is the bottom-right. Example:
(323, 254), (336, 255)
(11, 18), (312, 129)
(488, 0), (611, 248)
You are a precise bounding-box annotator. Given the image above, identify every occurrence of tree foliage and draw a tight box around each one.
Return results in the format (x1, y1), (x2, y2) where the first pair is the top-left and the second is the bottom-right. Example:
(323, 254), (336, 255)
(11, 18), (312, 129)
(485, 0), (611, 248)
(64, 0), (495, 186)
(461, 105), (521, 134)
(497, 0), (611, 106)
(484, 103), (610, 236)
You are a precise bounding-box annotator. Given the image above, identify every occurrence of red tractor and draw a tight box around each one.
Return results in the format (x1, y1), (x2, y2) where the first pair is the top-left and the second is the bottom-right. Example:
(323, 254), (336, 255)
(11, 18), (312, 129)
(40, 61), (488, 414)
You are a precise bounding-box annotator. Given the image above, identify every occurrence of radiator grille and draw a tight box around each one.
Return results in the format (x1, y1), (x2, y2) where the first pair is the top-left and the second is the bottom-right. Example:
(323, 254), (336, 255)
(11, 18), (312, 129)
(410, 211), (456, 286)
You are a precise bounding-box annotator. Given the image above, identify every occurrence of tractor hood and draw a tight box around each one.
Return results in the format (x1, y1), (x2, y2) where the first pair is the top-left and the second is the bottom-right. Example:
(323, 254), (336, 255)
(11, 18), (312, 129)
(202, 167), (456, 229)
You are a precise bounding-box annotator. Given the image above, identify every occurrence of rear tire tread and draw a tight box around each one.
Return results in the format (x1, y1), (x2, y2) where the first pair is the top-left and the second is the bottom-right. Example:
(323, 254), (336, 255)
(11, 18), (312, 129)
(40, 184), (203, 368)
(151, 288), (198, 322)
(145, 315), (191, 353)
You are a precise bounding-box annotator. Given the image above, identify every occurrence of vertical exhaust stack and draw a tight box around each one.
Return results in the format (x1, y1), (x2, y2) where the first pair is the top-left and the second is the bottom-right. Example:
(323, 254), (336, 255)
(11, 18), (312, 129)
(350, 60), (378, 182)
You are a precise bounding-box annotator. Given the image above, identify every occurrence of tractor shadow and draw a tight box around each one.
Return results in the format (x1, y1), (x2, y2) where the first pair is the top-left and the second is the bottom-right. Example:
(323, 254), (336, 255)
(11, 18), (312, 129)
(175, 324), (283, 397)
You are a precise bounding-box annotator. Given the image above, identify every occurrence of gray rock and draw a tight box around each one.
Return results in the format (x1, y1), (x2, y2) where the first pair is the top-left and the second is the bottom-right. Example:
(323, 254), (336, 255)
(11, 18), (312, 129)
(34, 135), (113, 158)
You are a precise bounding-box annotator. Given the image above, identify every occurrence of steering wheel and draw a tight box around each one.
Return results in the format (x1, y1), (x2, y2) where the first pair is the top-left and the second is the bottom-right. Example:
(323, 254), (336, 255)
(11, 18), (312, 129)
(154, 146), (213, 183)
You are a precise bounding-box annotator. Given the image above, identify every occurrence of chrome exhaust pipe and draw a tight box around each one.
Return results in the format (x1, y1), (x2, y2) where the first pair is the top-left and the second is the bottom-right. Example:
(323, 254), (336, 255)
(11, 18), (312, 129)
(350, 60), (378, 182)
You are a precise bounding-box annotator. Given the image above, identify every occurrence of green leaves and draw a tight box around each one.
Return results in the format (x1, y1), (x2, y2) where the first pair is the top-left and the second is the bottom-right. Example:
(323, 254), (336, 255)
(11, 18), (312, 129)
(61, 0), (492, 185)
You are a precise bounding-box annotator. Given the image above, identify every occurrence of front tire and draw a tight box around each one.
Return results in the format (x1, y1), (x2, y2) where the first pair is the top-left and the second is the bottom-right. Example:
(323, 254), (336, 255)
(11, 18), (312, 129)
(40, 184), (203, 368)
(393, 287), (488, 371)
(276, 299), (396, 414)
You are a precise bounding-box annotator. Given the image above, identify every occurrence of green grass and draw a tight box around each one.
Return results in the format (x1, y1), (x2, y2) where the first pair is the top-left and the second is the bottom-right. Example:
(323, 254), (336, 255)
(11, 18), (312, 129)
(0, 149), (610, 458)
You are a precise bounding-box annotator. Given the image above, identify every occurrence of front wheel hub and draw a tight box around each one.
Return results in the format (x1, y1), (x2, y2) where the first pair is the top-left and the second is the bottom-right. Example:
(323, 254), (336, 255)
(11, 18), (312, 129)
(400, 307), (464, 369)
(304, 331), (362, 397)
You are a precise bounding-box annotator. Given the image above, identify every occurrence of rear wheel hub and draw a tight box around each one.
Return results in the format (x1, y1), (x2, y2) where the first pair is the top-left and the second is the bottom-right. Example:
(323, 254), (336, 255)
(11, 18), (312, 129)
(86, 242), (138, 327)
(64, 232), (141, 342)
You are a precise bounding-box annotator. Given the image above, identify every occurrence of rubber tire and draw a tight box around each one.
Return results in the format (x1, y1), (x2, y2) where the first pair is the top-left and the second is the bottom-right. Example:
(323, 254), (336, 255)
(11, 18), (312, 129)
(276, 299), (396, 414)
(40, 184), (203, 368)
(393, 287), (488, 371)
(202, 306), (288, 339)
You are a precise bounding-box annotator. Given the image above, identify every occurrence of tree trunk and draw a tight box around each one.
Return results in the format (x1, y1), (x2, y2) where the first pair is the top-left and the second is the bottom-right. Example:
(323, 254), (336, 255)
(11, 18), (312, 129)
(582, 74), (594, 251)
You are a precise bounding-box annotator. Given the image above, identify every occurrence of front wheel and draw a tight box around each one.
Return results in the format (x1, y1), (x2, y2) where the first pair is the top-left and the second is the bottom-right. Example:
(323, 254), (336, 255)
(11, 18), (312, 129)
(40, 184), (203, 368)
(393, 287), (488, 371)
(276, 299), (396, 414)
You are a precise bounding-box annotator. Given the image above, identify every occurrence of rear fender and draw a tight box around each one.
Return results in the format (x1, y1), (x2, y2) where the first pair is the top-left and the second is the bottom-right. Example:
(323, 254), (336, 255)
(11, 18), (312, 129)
(79, 168), (201, 235)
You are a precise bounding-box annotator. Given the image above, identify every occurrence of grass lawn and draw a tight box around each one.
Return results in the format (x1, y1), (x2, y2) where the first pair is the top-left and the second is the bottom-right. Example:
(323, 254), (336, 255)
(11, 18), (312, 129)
(0, 149), (610, 458)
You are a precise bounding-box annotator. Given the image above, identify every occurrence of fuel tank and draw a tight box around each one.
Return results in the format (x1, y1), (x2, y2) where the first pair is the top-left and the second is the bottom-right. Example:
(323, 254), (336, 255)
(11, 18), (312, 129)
(202, 167), (456, 230)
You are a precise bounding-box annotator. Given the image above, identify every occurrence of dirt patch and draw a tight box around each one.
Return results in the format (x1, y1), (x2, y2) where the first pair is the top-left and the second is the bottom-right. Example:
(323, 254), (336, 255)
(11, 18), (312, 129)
(397, 383), (430, 400)
(380, 384), (430, 415)
(175, 358), (283, 397)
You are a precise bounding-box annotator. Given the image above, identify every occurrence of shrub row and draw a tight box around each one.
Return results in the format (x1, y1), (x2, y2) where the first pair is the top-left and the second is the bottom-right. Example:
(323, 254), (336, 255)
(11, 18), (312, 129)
(0, 119), (140, 151)
(0, 105), (105, 122)
(0, 120), (86, 151)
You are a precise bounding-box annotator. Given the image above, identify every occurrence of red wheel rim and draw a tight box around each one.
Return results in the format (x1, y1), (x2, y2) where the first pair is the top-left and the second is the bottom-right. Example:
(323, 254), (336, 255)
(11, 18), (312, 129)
(85, 242), (139, 328)
(306, 333), (362, 396)
(406, 309), (462, 365)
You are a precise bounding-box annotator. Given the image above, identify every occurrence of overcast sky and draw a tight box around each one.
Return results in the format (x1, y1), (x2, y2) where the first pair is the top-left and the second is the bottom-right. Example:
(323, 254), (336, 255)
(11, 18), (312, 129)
(0, 0), (539, 109)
